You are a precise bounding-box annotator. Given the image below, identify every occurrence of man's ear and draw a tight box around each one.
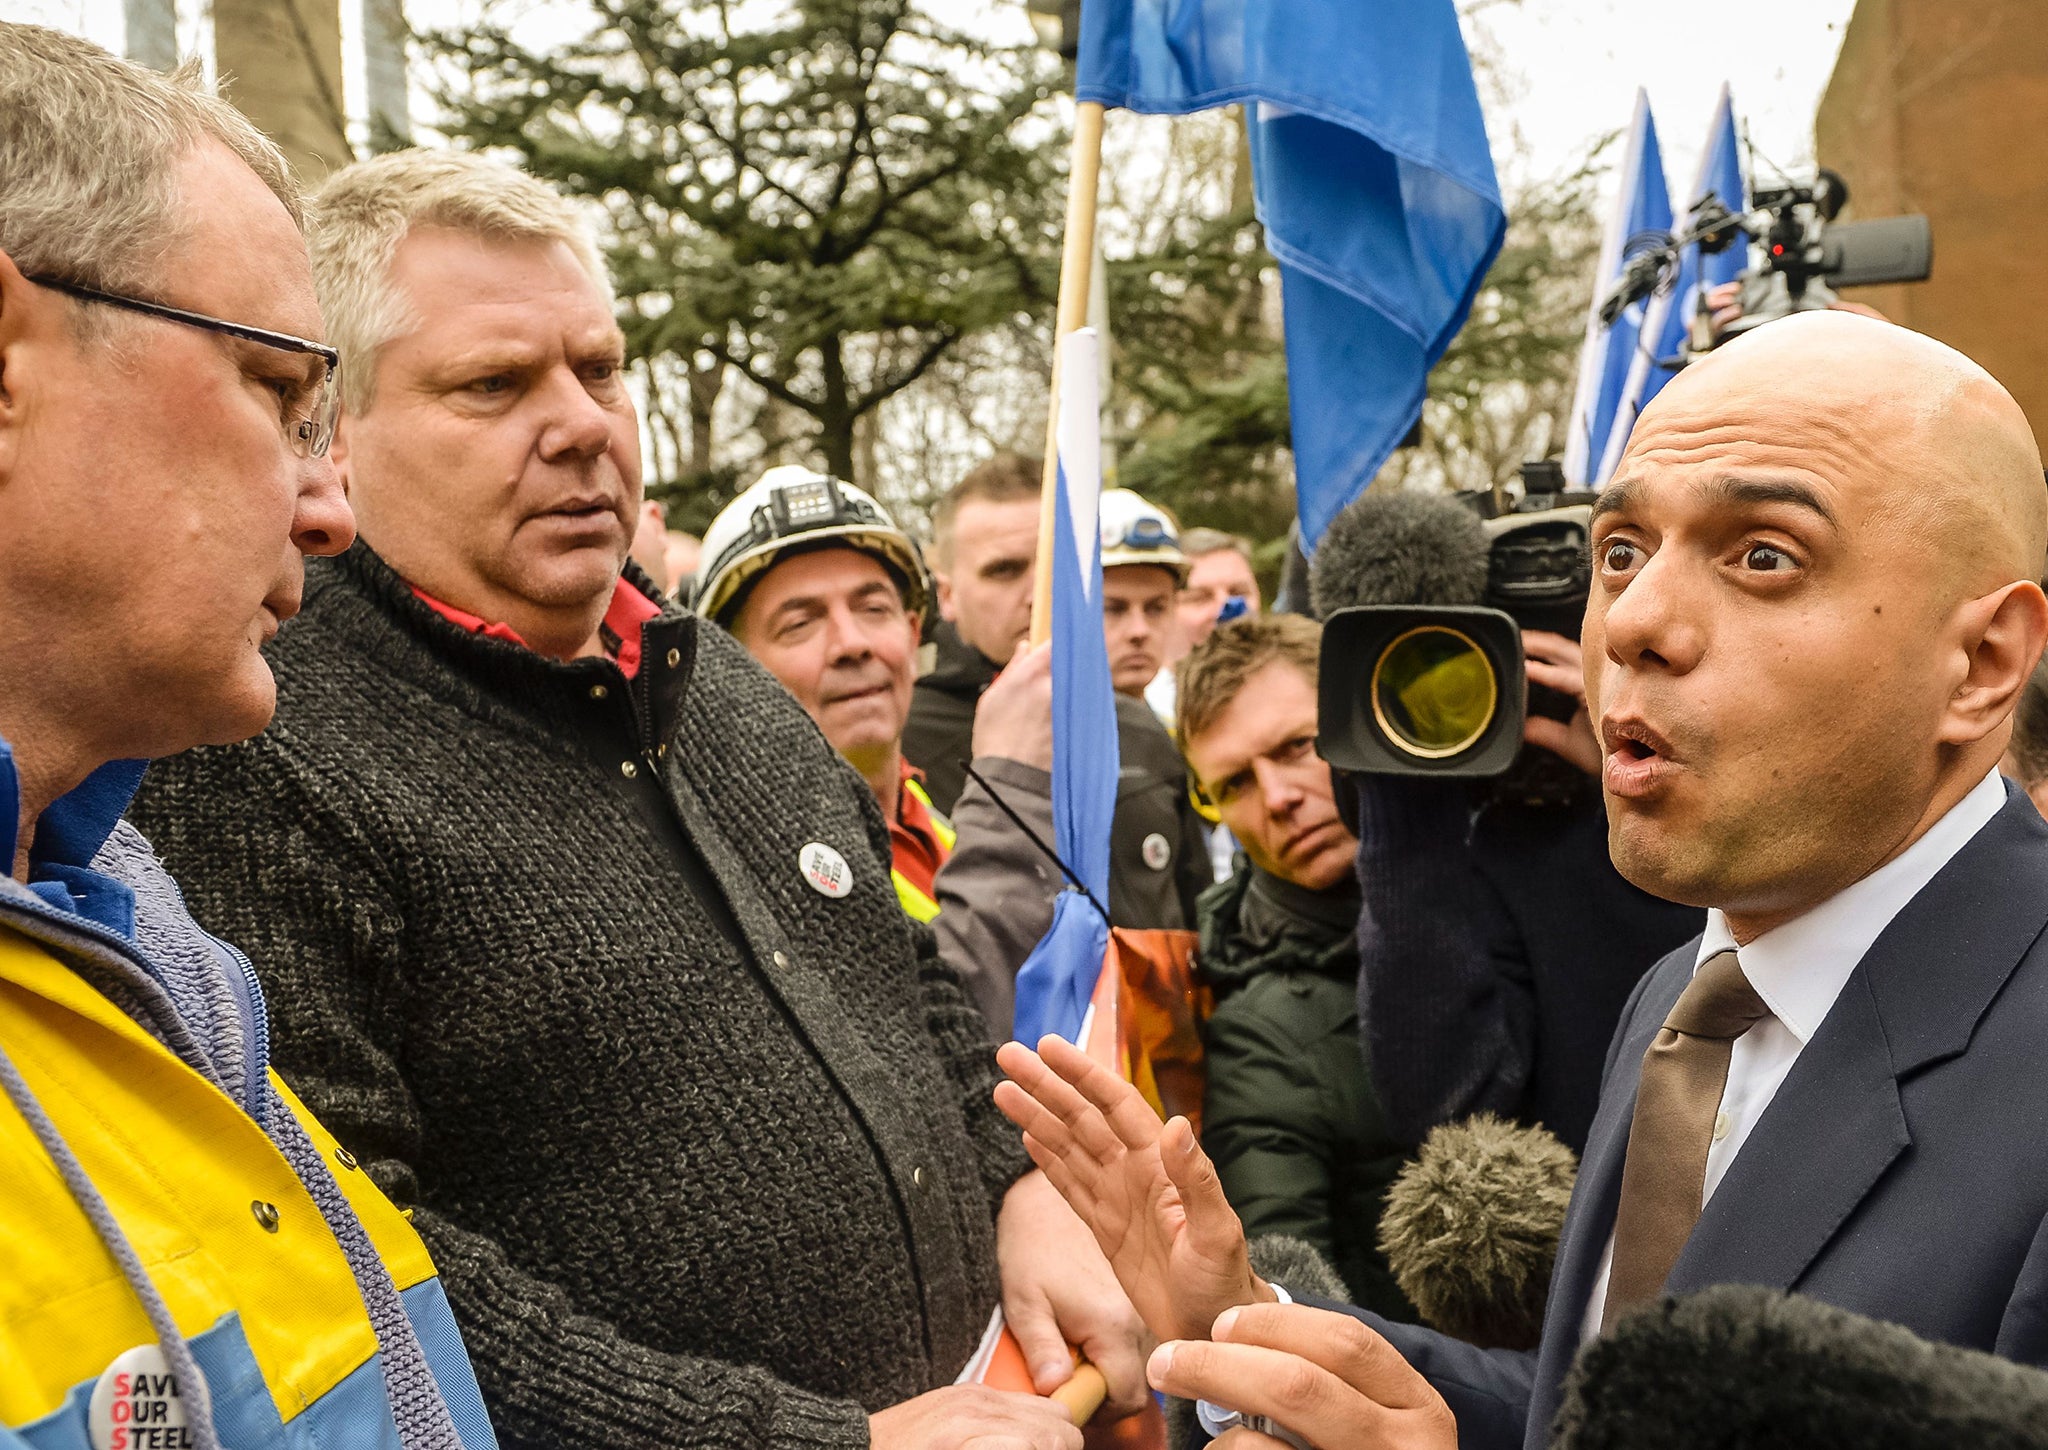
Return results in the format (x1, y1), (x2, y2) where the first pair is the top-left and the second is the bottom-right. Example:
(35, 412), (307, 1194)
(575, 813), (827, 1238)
(1941, 579), (2048, 747)
(0, 249), (40, 484)
(931, 567), (957, 622)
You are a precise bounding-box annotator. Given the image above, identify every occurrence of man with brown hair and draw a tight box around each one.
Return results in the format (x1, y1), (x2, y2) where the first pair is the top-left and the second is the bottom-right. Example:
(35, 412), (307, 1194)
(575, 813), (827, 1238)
(909, 453), (1046, 813)
(904, 456), (1209, 940)
(1175, 614), (1412, 1318)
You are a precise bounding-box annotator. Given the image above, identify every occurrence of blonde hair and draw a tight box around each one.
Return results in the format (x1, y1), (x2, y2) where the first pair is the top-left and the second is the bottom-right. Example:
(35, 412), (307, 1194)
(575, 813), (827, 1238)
(1177, 612), (1322, 746)
(308, 149), (613, 413)
(0, 23), (300, 319)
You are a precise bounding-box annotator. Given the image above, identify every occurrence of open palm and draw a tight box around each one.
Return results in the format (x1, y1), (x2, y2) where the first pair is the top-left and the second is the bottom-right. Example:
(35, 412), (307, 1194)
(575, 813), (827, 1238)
(993, 1037), (1268, 1344)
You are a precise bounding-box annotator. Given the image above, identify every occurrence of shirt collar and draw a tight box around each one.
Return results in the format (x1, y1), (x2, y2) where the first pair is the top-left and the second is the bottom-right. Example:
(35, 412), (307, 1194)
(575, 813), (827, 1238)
(411, 573), (665, 679)
(0, 733), (145, 936)
(1696, 767), (2009, 1042)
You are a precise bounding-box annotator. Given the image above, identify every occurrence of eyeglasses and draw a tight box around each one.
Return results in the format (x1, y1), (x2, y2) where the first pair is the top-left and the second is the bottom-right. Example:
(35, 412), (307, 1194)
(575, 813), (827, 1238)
(25, 273), (341, 458)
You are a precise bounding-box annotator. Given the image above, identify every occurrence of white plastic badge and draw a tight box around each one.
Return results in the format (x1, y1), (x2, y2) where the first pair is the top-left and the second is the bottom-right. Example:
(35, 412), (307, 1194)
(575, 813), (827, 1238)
(1141, 832), (1171, 871)
(89, 1343), (196, 1450)
(799, 842), (853, 899)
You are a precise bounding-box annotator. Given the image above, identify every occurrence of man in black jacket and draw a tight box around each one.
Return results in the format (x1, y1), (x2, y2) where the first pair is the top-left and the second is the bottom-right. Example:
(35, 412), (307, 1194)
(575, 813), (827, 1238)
(130, 148), (1141, 1450)
(1178, 614), (1413, 1319)
(908, 458), (1209, 931)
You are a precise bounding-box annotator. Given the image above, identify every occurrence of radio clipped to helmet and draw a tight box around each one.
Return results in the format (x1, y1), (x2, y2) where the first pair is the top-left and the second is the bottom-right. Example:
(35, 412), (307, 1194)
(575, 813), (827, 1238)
(1318, 463), (1594, 792)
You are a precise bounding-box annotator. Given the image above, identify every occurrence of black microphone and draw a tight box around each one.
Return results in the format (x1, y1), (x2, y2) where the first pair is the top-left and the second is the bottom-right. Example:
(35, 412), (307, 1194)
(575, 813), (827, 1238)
(1308, 487), (1491, 619)
(1553, 1284), (2048, 1450)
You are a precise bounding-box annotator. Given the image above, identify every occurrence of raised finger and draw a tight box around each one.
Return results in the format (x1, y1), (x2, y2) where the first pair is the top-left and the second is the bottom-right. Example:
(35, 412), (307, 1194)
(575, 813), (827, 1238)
(1001, 1044), (1131, 1162)
(1522, 656), (1585, 699)
(1020, 1132), (1088, 1205)
(1037, 1035), (1168, 1154)
(1518, 629), (1580, 667)
(1156, 1115), (1247, 1260)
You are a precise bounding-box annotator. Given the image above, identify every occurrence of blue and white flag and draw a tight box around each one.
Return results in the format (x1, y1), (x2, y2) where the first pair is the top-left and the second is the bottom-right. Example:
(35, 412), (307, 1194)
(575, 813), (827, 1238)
(1011, 329), (1119, 1046)
(1564, 89), (1672, 486)
(1598, 83), (1746, 481)
(1077, 0), (1506, 549)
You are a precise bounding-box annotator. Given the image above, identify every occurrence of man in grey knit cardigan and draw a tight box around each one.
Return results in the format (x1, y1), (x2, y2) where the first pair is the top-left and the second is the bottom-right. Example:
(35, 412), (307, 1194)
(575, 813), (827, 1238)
(130, 150), (1145, 1449)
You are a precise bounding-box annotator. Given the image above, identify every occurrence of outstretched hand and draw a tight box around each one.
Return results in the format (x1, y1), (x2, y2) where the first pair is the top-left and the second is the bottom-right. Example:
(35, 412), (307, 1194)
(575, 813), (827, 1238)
(993, 1036), (1274, 1346)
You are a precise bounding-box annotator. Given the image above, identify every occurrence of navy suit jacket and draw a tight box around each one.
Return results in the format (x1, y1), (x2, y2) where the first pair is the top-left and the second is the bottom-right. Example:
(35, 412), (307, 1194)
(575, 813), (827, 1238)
(1338, 784), (2048, 1449)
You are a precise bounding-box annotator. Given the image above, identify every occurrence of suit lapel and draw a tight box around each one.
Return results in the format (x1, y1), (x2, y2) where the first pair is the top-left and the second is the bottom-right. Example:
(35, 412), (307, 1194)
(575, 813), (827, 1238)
(1673, 787), (2048, 1295)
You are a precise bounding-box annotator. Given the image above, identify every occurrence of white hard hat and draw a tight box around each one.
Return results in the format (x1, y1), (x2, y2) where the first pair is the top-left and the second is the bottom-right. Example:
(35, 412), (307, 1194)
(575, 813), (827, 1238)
(1098, 488), (1189, 583)
(694, 465), (930, 627)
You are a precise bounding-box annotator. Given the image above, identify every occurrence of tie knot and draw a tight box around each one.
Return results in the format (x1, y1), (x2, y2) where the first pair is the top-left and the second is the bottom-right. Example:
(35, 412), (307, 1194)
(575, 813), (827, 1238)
(1663, 949), (1771, 1041)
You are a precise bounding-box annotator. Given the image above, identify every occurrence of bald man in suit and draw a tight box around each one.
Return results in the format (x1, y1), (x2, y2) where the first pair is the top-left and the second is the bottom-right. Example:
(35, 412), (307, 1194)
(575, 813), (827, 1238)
(994, 311), (2048, 1450)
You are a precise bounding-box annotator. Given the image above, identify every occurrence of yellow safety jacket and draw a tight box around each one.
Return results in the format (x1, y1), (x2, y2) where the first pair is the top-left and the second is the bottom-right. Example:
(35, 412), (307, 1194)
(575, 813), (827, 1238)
(0, 920), (494, 1448)
(891, 777), (956, 923)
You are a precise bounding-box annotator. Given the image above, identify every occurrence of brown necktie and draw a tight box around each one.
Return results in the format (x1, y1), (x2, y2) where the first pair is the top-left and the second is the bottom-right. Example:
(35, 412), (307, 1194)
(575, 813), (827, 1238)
(1601, 949), (1771, 1332)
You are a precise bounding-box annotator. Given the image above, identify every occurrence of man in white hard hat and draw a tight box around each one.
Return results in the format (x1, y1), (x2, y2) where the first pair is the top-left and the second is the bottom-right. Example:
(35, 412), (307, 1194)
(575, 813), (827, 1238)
(697, 464), (1055, 931)
(1098, 488), (1191, 702)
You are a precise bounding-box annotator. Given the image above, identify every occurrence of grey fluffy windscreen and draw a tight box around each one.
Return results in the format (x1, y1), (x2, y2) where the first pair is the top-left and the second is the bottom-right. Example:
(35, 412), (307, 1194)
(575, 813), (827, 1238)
(1308, 487), (1492, 619)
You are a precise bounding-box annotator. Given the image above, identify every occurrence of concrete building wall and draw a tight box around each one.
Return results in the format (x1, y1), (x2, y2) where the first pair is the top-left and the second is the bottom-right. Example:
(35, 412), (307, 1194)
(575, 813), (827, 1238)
(1815, 0), (2048, 438)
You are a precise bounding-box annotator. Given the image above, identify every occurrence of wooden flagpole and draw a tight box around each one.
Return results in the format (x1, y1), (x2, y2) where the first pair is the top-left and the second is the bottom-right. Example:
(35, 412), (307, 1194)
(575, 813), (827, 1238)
(1025, 96), (1114, 1429)
(1029, 99), (1108, 648)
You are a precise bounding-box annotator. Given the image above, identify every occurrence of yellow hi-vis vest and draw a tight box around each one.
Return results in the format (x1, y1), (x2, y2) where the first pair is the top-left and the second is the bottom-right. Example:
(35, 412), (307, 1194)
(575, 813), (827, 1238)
(890, 777), (956, 924)
(0, 924), (456, 1438)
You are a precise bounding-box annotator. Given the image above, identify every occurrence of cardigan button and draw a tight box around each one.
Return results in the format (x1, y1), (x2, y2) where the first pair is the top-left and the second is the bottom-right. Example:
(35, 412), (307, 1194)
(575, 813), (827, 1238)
(589, 684), (609, 701)
(621, 760), (639, 779)
(912, 1166), (925, 1189)
(772, 950), (790, 971)
(666, 647), (681, 668)
(335, 1146), (359, 1171)
(251, 1200), (281, 1233)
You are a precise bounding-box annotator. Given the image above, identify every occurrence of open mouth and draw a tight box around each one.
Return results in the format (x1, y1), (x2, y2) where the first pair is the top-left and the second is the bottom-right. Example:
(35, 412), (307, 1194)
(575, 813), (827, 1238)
(1601, 717), (1676, 798)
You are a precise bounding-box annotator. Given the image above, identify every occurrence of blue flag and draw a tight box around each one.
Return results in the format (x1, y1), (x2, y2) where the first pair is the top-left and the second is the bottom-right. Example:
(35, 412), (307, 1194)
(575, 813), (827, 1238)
(1564, 89), (1672, 486)
(1598, 84), (1746, 481)
(1077, 0), (1506, 548)
(1011, 330), (1119, 1046)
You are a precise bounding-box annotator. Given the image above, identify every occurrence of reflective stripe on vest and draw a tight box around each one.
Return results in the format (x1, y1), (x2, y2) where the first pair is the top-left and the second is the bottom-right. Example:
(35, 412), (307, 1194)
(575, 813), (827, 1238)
(903, 777), (956, 852)
(892, 778), (953, 922)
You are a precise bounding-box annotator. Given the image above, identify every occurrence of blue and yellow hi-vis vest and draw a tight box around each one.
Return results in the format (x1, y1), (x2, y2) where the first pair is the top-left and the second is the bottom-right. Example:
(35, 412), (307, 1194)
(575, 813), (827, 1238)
(0, 924), (497, 1449)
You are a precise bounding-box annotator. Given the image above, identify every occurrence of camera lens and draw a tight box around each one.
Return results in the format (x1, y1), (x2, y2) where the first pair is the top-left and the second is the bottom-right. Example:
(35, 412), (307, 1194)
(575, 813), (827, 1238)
(1370, 626), (1499, 758)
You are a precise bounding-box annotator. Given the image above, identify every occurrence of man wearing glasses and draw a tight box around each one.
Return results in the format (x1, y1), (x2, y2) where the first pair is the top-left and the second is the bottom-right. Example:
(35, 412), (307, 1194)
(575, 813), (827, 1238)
(0, 23), (496, 1450)
(132, 148), (1142, 1448)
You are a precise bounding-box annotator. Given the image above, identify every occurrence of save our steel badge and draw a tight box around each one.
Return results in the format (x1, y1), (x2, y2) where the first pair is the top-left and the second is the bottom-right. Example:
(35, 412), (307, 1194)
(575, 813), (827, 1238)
(799, 841), (853, 899)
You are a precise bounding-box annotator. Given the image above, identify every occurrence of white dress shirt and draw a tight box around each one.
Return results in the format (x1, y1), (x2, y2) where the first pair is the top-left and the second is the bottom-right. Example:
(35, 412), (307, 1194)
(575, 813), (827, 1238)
(1578, 767), (2009, 1342)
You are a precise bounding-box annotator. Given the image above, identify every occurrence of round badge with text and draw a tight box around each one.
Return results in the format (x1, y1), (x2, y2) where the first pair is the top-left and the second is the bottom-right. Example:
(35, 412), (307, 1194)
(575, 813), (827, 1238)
(89, 1343), (196, 1450)
(800, 841), (853, 899)
(1142, 832), (1172, 871)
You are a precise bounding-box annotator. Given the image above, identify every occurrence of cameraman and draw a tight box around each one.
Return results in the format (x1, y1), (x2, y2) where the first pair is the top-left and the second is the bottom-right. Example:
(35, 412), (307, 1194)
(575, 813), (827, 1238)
(1336, 613), (1701, 1156)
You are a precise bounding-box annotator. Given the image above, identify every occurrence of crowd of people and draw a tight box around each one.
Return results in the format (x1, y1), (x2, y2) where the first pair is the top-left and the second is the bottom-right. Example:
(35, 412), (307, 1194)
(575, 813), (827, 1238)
(8, 24), (2048, 1450)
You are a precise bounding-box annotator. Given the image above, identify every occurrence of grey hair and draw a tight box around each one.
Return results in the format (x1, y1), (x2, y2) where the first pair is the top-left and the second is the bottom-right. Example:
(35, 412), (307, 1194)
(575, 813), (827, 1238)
(0, 22), (300, 322)
(307, 149), (613, 414)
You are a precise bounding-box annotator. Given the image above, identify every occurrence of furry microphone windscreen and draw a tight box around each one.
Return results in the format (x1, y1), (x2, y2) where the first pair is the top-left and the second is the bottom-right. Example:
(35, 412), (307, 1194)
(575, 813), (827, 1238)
(1376, 1114), (1578, 1351)
(1551, 1285), (2048, 1450)
(1307, 486), (1493, 620)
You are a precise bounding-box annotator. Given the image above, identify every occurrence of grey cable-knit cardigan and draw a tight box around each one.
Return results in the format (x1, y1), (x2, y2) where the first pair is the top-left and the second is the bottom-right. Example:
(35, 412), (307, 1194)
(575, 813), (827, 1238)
(131, 543), (1029, 1449)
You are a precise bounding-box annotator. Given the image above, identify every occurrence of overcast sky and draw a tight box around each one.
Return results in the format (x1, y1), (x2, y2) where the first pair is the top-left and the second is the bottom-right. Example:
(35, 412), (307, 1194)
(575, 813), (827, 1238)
(7, 0), (1862, 215)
